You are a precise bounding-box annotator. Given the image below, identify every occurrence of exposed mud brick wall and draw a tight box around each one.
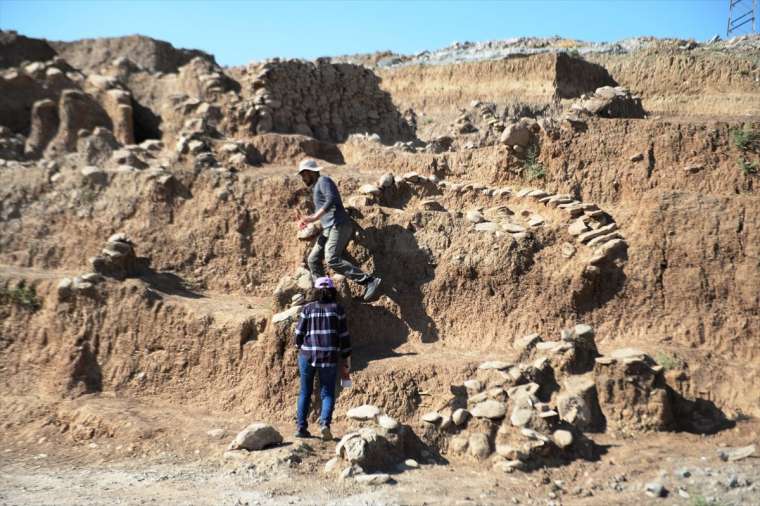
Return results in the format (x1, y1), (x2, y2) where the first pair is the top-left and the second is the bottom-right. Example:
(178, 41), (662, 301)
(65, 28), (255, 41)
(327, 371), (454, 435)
(377, 53), (615, 119)
(246, 60), (415, 143)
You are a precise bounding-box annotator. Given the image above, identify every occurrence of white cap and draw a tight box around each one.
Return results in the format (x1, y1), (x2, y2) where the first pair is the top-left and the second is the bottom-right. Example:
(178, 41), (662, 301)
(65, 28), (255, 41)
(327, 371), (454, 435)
(296, 158), (322, 175)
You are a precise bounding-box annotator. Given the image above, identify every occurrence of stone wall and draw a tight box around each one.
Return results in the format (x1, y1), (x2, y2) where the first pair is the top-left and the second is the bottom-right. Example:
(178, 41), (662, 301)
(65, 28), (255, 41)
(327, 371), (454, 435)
(242, 60), (416, 144)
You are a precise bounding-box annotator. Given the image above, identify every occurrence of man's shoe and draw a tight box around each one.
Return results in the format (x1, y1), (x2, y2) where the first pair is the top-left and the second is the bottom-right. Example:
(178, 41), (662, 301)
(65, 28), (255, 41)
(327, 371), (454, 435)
(320, 425), (333, 442)
(363, 277), (383, 301)
(294, 429), (311, 439)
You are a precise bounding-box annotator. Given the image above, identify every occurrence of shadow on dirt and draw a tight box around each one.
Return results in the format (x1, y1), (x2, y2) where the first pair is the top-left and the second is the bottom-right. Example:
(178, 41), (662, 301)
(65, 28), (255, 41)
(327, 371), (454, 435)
(141, 270), (204, 299)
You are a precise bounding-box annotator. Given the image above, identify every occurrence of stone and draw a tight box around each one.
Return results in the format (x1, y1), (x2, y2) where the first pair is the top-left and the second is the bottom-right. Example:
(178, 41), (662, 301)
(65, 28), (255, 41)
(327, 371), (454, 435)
(510, 408), (533, 427)
(561, 242), (576, 258)
(272, 306), (300, 324)
(527, 189), (549, 200)
(376, 415), (399, 431)
(675, 468), (691, 479)
(378, 173), (395, 188)
(227, 423), (283, 451)
(500, 122), (531, 147)
(478, 361), (511, 371)
(449, 435), (469, 453)
(25, 99), (58, 159)
(502, 223), (527, 234)
(718, 444), (756, 462)
(464, 379), (484, 393)
(470, 400), (507, 419)
(568, 219), (589, 236)
(421, 411), (442, 424)
(339, 466), (361, 480)
(586, 231), (623, 248)
(468, 433), (491, 459)
(359, 184), (381, 195)
(528, 215), (545, 227)
(452, 409), (469, 426)
(355, 473), (391, 485)
(475, 222), (500, 233)
(324, 456), (340, 474)
(589, 238), (627, 265)
(493, 460), (523, 473)
(466, 210), (485, 223)
(556, 375), (604, 432)
(495, 445), (524, 461)
(552, 430), (573, 449)
(297, 223), (321, 241)
(347, 404), (381, 421)
(206, 428), (226, 439)
(644, 482), (666, 498)
(57, 277), (73, 299)
(514, 333), (541, 351)
(404, 458), (419, 469)
(684, 163), (703, 173)
(578, 222), (618, 244)
(402, 171), (421, 182)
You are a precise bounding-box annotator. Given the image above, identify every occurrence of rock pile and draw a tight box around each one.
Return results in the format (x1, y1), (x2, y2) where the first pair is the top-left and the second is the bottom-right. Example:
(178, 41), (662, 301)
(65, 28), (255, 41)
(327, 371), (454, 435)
(418, 326), (681, 473)
(570, 86), (646, 119)
(324, 404), (424, 484)
(234, 60), (416, 143)
(90, 233), (149, 280)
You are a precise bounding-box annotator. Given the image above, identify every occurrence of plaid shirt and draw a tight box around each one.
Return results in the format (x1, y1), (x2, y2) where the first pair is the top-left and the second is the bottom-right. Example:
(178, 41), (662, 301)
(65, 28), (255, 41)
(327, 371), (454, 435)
(295, 302), (352, 367)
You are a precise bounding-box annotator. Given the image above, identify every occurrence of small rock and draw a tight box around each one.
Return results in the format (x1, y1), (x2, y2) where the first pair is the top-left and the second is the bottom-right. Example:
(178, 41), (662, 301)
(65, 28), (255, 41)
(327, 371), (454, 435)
(644, 482), (666, 498)
(478, 361), (511, 371)
(468, 433), (491, 459)
(629, 153), (644, 162)
(227, 423), (283, 451)
(355, 473), (390, 485)
(206, 428), (226, 439)
(514, 333), (541, 351)
(718, 444), (756, 462)
(347, 405), (381, 421)
(510, 408), (533, 427)
(552, 430), (574, 449)
(359, 184), (381, 195)
(57, 277), (73, 298)
(470, 400), (507, 419)
(464, 379), (484, 393)
(324, 456), (340, 474)
(675, 468), (691, 479)
(452, 408), (469, 426)
(339, 465), (361, 480)
(421, 411), (442, 424)
(684, 163), (703, 173)
(378, 173), (394, 188)
(466, 210), (486, 224)
(376, 414), (399, 431)
(502, 223), (527, 234)
(404, 458), (419, 469)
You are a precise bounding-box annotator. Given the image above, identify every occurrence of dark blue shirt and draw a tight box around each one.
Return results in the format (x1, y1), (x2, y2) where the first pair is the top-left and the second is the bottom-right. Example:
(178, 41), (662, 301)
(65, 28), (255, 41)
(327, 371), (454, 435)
(313, 175), (349, 228)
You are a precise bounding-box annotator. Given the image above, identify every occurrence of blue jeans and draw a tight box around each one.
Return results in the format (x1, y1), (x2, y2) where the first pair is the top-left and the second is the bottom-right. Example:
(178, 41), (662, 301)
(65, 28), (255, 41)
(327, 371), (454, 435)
(296, 354), (338, 431)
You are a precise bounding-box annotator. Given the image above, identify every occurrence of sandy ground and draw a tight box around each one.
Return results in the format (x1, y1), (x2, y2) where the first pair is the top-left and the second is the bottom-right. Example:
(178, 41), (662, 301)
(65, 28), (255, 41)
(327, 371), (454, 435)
(1, 404), (759, 506)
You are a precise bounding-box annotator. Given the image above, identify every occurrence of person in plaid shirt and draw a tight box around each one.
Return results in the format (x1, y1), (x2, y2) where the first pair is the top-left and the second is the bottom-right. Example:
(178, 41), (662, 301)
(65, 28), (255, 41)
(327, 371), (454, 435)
(294, 276), (352, 441)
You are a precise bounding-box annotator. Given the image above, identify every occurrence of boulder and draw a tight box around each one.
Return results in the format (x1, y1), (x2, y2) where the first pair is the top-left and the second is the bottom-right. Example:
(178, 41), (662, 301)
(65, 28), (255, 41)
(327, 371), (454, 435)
(228, 423), (283, 451)
(452, 409), (469, 426)
(465, 210), (485, 224)
(24, 99), (58, 158)
(500, 122), (531, 147)
(468, 433), (491, 459)
(556, 375), (605, 432)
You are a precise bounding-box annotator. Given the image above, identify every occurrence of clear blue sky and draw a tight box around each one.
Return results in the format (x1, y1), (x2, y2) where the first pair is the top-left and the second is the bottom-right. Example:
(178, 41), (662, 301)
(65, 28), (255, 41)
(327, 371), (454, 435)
(0, 0), (730, 66)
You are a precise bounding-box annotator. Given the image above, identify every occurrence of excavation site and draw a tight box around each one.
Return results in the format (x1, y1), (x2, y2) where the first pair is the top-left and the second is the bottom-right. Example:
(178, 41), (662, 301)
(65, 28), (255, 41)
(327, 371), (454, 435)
(1, 18), (759, 506)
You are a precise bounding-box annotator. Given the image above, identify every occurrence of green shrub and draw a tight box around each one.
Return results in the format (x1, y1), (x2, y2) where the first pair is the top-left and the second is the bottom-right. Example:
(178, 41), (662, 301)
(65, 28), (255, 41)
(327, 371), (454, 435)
(654, 351), (683, 370)
(738, 158), (758, 175)
(523, 145), (546, 181)
(0, 282), (41, 311)
(731, 127), (759, 151)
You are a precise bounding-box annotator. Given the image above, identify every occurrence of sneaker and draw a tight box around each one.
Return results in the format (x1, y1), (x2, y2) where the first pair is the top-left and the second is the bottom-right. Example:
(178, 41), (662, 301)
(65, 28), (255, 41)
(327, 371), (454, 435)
(320, 425), (333, 442)
(362, 276), (383, 302)
(294, 429), (311, 439)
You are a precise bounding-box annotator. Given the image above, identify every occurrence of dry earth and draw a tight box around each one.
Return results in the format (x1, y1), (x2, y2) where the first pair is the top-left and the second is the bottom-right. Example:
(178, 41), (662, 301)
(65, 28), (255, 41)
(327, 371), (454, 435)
(1, 31), (760, 505)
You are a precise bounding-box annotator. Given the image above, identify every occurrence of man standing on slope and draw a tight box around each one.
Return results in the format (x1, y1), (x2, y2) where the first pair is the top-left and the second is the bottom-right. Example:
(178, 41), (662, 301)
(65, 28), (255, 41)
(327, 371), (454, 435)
(296, 158), (382, 302)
